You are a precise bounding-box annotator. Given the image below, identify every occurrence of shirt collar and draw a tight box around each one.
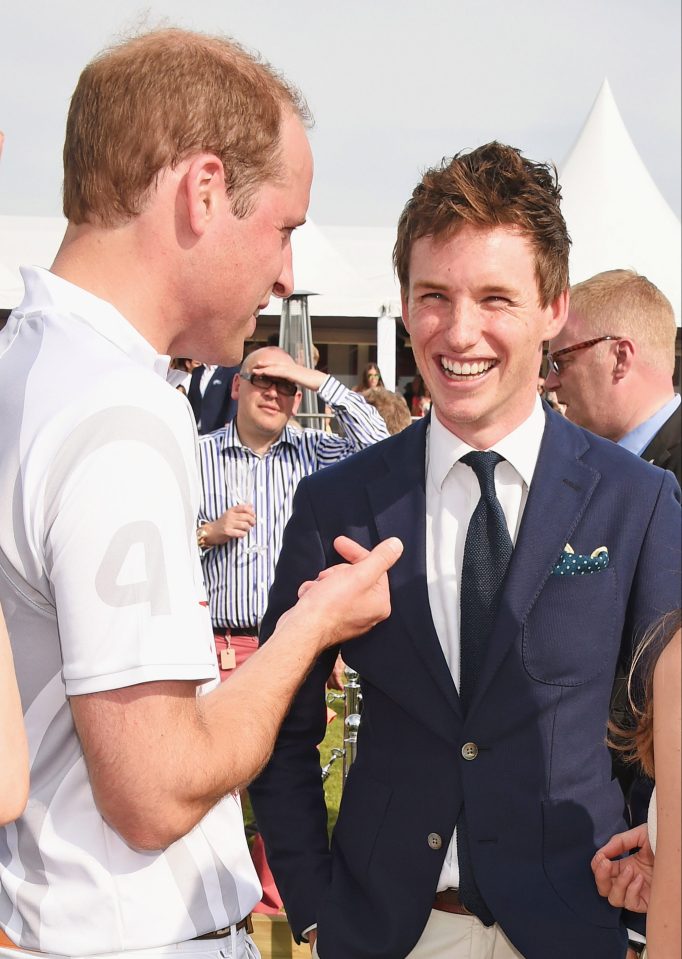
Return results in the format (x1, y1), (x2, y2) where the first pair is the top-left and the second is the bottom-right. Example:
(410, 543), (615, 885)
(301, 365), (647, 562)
(428, 395), (546, 492)
(216, 419), (302, 454)
(17, 266), (170, 379)
(618, 394), (681, 457)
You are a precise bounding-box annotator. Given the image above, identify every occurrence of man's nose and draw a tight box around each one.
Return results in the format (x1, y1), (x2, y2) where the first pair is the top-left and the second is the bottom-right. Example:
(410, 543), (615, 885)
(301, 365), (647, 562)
(544, 367), (560, 391)
(445, 304), (481, 352)
(272, 244), (294, 300)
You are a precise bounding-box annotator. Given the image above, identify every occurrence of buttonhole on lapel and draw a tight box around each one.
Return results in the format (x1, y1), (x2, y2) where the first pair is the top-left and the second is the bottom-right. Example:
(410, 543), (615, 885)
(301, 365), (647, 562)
(562, 478), (582, 492)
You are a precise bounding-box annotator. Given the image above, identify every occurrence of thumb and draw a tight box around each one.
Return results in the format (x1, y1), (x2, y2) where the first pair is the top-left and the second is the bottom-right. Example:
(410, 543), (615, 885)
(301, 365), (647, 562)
(334, 535), (403, 574)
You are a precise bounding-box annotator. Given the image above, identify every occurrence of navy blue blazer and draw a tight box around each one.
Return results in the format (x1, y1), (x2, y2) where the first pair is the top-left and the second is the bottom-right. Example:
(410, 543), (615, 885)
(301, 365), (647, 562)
(250, 408), (681, 959)
(188, 365), (239, 434)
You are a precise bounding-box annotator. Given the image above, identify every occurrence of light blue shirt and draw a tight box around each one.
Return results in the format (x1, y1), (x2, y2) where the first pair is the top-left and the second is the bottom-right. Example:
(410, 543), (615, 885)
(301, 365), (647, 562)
(618, 394), (681, 458)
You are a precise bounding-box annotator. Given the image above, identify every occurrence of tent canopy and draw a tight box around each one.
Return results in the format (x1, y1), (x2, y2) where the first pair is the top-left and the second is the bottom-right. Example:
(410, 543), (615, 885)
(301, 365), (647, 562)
(560, 79), (681, 326)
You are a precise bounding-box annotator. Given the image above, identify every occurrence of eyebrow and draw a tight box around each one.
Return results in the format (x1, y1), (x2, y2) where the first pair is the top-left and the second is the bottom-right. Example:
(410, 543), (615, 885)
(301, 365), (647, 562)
(410, 280), (451, 293)
(476, 282), (520, 298)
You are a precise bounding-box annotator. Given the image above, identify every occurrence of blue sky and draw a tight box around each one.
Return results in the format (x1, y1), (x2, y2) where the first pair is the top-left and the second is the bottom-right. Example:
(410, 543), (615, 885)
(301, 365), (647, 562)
(1, 0), (679, 225)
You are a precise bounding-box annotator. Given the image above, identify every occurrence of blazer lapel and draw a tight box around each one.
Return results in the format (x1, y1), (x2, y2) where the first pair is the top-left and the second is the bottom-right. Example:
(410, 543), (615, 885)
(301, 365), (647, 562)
(367, 418), (462, 726)
(469, 410), (601, 717)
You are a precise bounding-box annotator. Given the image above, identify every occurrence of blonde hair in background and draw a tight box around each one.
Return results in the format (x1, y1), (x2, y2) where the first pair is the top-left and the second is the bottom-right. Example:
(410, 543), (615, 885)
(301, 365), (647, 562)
(63, 28), (311, 226)
(570, 270), (676, 375)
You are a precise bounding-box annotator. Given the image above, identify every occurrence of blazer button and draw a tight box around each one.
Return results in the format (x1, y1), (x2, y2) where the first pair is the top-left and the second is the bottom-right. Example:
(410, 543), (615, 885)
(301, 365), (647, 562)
(427, 833), (443, 850)
(461, 742), (479, 761)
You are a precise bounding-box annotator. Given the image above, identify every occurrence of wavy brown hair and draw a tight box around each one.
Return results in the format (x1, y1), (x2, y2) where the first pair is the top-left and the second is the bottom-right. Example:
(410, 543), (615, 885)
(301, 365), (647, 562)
(393, 141), (571, 308)
(608, 609), (682, 779)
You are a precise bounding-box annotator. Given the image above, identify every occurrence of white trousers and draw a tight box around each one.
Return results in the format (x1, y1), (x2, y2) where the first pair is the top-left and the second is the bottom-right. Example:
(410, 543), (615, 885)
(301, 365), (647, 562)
(0, 926), (261, 959)
(312, 910), (525, 959)
(406, 911), (525, 959)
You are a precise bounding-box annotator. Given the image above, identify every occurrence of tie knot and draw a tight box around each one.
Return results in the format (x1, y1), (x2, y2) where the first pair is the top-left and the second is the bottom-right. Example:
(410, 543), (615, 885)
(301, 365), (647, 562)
(461, 451), (504, 496)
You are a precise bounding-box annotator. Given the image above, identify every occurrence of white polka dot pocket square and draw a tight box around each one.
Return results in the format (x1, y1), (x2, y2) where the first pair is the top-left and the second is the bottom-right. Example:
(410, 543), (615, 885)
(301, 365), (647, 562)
(552, 543), (609, 576)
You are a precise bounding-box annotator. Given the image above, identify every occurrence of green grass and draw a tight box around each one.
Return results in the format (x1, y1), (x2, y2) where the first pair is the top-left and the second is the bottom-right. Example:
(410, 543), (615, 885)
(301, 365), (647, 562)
(244, 697), (346, 840)
(317, 697), (345, 836)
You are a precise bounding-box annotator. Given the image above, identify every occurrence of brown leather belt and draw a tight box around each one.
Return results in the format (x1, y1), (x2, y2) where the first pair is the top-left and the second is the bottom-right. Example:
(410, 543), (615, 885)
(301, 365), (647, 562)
(433, 888), (473, 916)
(193, 915), (253, 940)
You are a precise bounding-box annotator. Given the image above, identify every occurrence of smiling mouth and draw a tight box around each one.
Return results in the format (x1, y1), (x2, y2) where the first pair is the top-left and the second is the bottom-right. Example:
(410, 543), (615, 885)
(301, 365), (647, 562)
(440, 357), (497, 379)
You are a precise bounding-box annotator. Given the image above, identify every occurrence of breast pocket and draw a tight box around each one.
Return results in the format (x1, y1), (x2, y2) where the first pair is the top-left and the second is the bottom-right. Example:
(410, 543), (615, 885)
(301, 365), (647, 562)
(522, 567), (617, 685)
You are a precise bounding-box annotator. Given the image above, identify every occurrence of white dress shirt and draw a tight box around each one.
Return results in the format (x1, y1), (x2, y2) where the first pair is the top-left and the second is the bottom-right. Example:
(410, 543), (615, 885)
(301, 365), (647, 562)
(426, 397), (546, 891)
(199, 362), (218, 395)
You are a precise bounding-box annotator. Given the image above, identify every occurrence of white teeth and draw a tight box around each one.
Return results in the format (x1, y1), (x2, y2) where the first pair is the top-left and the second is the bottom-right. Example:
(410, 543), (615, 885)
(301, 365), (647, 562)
(441, 358), (494, 377)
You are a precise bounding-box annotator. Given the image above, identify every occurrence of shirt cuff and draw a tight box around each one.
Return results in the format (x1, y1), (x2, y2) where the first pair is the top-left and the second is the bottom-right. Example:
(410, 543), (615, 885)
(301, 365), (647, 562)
(301, 923), (318, 942)
(317, 375), (346, 405)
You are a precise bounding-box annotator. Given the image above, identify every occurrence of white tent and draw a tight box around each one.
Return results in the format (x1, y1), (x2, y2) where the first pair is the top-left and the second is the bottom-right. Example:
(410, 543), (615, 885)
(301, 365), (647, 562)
(560, 79), (681, 326)
(259, 217), (394, 318)
(320, 225), (401, 316)
(0, 213), (399, 318)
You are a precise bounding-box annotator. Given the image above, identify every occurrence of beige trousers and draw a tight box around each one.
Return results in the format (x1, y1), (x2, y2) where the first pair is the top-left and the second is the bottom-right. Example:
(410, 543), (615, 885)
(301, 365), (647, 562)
(312, 910), (525, 959)
(406, 910), (525, 959)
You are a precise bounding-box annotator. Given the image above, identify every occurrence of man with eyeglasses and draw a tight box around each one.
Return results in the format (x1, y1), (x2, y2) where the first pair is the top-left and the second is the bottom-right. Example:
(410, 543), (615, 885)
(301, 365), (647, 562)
(545, 270), (680, 485)
(196, 345), (389, 678)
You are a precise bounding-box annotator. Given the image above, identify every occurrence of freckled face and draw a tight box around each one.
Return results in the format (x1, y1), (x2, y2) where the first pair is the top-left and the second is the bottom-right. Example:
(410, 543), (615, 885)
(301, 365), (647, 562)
(402, 224), (566, 447)
(192, 113), (313, 365)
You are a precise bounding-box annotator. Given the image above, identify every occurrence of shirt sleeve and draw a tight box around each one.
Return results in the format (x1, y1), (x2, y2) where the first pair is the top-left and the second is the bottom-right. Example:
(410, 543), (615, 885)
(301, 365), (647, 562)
(313, 375), (389, 465)
(42, 397), (216, 695)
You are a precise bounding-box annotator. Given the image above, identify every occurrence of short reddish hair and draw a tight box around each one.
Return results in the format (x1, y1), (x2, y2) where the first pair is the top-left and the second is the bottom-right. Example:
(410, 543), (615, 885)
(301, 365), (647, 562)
(63, 28), (311, 226)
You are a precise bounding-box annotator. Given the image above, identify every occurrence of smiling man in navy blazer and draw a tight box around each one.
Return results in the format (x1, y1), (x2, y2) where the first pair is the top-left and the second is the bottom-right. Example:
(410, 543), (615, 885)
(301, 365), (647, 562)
(249, 143), (681, 959)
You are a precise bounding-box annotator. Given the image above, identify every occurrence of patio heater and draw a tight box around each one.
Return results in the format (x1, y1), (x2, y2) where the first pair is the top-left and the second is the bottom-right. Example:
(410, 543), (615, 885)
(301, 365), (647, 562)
(278, 291), (324, 430)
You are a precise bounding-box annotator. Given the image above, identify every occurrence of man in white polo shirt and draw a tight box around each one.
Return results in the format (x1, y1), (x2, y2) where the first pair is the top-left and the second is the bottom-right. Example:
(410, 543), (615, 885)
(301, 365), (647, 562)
(0, 29), (401, 958)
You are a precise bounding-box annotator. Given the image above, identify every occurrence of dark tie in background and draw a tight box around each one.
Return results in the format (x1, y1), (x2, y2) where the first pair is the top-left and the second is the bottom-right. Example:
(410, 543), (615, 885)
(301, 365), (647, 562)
(457, 450), (513, 925)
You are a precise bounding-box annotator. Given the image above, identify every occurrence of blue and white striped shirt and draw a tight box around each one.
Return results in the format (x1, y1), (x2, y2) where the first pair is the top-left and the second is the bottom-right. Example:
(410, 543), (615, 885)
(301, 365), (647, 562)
(197, 375), (389, 629)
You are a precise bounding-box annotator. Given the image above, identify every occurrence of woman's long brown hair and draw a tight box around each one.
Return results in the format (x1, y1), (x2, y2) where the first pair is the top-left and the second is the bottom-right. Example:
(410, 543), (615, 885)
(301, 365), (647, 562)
(608, 609), (681, 779)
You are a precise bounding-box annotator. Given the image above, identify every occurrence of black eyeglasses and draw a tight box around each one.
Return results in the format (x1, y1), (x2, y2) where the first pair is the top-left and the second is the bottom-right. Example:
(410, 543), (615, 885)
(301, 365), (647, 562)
(547, 336), (621, 376)
(239, 371), (298, 397)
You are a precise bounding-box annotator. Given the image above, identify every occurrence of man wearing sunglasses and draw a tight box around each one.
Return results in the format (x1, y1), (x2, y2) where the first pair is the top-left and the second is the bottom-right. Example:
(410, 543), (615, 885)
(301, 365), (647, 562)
(545, 270), (680, 485)
(196, 345), (389, 678)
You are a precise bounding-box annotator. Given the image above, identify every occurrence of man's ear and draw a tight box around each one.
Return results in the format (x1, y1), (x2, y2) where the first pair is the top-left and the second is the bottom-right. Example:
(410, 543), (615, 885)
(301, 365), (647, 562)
(292, 390), (302, 416)
(183, 154), (227, 238)
(231, 372), (241, 401)
(542, 288), (569, 341)
(401, 290), (411, 334)
(612, 338), (635, 381)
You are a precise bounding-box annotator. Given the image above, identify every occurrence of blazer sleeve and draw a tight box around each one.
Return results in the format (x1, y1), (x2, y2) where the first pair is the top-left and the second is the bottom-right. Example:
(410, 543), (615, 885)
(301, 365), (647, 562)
(249, 477), (339, 941)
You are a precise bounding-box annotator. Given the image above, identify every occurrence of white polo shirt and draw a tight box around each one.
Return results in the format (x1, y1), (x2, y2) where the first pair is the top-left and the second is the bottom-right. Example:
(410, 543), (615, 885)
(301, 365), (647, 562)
(0, 267), (260, 954)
